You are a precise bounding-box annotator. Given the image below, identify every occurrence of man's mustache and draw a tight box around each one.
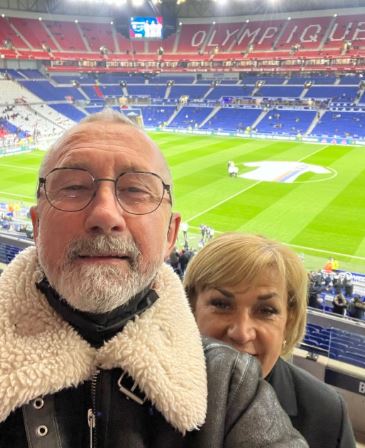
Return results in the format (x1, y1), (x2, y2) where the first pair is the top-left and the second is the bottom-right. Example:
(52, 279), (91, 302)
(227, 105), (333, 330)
(66, 235), (141, 268)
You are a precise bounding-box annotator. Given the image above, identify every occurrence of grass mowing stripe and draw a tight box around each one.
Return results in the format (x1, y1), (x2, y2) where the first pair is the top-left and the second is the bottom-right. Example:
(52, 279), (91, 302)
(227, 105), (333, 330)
(186, 143), (330, 224)
(0, 136), (364, 272)
(292, 161), (365, 255)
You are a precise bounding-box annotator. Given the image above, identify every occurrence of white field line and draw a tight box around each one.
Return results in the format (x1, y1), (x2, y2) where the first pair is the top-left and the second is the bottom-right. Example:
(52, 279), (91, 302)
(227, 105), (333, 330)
(187, 181), (262, 222)
(187, 225), (365, 261)
(0, 191), (34, 200)
(0, 163), (38, 172)
(186, 144), (329, 223)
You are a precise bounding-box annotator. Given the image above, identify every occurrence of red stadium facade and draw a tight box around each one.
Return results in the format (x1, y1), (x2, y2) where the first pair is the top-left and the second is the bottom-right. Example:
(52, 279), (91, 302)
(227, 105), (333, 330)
(1, 7), (365, 73)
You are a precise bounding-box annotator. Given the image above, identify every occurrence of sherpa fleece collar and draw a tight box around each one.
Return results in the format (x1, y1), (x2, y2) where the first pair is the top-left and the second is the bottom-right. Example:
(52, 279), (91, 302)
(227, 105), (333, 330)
(0, 246), (207, 434)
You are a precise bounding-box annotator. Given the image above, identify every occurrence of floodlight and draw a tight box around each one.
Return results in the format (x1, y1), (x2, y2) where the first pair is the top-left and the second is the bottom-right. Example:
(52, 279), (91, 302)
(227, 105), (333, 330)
(131, 0), (144, 7)
(38, 17), (42, 21)
(1, 13), (5, 17)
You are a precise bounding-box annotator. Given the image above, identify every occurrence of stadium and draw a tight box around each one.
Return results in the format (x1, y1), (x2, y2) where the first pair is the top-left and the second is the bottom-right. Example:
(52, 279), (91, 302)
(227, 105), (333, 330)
(0, 0), (365, 445)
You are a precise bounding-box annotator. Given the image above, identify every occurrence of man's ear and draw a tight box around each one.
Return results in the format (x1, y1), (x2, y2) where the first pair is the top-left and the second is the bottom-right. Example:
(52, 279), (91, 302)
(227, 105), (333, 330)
(30, 206), (39, 242)
(164, 212), (181, 260)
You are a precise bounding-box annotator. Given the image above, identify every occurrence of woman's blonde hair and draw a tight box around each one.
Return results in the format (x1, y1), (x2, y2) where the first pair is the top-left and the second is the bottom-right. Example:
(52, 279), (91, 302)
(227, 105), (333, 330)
(184, 232), (308, 356)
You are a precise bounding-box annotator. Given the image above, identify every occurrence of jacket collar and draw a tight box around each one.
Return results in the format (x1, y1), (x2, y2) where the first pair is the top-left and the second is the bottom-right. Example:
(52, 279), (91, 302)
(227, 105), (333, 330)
(0, 246), (207, 434)
(36, 277), (158, 348)
(267, 358), (298, 417)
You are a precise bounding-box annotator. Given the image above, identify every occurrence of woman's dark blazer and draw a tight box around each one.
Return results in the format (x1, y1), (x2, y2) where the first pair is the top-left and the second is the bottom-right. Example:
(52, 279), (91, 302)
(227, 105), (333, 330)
(267, 358), (356, 448)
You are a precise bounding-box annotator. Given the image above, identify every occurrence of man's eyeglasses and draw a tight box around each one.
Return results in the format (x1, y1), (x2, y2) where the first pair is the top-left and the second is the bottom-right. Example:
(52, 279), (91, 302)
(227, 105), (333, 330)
(38, 168), (172, 215)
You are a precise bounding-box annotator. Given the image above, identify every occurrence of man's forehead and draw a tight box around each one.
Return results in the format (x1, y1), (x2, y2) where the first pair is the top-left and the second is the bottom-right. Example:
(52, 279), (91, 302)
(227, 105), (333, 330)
(58, 122), (152, 150)
(44, 121), (170, 180)
(51, 123), (149, 159)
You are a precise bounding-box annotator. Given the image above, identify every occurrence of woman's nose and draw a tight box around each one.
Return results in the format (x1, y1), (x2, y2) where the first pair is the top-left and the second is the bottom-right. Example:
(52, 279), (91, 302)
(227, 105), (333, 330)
(227, 312), (256, 345)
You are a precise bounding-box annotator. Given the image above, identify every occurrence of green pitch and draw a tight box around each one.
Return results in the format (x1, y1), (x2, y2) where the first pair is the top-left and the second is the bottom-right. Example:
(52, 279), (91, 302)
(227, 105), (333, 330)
(1, 133), (365, 273)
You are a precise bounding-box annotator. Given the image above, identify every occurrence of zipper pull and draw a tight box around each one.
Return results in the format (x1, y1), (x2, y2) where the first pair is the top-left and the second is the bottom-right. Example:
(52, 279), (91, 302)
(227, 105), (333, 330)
(87, 408), (95, 448)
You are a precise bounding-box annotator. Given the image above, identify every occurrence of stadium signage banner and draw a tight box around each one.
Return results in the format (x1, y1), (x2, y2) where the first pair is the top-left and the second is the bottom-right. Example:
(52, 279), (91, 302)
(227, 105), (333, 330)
(0, 146), (34, 157)
(351, 272), (365, 296)
(325, 369), (365, 396)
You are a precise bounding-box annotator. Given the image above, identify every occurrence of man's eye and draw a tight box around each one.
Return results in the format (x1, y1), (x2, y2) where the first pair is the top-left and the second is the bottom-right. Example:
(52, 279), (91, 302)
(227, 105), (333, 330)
(119, 186), (151, 197)
(125, 186), (149, 194)
(63, 184), (88, 191)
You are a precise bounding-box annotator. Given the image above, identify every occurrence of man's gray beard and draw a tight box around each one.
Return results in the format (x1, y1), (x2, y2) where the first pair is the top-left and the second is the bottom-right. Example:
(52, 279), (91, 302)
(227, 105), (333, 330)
(38, 235), (161, 313)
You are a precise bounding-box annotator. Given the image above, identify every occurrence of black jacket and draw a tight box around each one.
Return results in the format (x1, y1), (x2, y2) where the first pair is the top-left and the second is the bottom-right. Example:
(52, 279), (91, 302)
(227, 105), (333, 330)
(0, 247), (308, 448)
(267, 358), (356, 448)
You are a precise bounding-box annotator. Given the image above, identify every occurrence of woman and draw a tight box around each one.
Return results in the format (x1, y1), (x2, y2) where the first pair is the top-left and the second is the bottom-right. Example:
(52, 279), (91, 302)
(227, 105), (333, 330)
(184, 233), (356, 448)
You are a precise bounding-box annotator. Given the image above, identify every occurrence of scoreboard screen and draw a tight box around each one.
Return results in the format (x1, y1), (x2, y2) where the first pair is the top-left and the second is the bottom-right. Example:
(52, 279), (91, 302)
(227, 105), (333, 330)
(129, 16), (163, 39)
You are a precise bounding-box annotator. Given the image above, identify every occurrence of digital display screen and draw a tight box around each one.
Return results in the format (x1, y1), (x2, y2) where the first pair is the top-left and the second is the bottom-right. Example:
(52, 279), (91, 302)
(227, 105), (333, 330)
(129, 16), (163, 39)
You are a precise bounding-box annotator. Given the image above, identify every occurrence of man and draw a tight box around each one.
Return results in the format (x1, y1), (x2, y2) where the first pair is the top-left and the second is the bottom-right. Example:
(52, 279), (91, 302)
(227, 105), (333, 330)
(181, 221), (189, 245)
(0, 110), (307, 447)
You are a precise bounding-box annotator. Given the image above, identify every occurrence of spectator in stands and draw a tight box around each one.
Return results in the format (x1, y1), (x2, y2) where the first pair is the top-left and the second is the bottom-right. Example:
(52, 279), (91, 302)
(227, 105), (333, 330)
(167, 246), (183, 278)
(181, 221), (189, 245)
(308, 273), (323, 309)
(332, 273), (343, 295)
(0, 110), (306, 447)
(323, 257), (334, 272)
(347, 295), (365, 320)
(343, 272), (354, 298)
(333, 293), (348, 316)
(179, 247), (194, 276)
(184, 232), (356, 448)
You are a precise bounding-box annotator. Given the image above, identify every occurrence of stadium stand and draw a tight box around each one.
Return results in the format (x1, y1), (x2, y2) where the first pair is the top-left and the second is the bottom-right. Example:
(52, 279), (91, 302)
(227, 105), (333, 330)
(168, 106), (213, 129)
(140, 105), (176, 128)
(255, 86), (304, 98)
(201, 107), (262, 133)
(303, 319), (365, 369)
(2, 67), (365, 144)
(206, 85), (253, 100)
(255, 109), (316, 136)
(311, 111), (365, 139)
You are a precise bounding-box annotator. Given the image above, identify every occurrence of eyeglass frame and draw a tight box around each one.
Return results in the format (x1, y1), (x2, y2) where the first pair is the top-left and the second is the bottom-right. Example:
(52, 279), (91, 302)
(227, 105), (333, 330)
(37, 167), (173, 215)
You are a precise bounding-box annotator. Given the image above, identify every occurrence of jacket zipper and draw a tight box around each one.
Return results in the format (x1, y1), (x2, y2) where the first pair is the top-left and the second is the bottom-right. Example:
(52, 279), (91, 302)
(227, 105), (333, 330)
(88, 369), (100, 448)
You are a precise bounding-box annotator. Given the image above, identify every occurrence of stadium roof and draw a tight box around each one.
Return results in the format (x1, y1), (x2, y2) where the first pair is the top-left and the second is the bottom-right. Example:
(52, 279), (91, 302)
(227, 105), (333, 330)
(1, 0), (365, 18)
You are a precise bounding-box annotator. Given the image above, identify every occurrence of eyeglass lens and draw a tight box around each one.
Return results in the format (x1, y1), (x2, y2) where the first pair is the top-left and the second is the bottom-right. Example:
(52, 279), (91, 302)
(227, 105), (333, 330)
(44, 169), (165, 214)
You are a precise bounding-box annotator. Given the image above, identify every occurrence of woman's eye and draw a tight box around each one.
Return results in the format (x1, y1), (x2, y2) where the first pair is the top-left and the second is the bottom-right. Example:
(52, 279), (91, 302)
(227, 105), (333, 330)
(259, 306), (279, 317)
(209, 299), (231, 310)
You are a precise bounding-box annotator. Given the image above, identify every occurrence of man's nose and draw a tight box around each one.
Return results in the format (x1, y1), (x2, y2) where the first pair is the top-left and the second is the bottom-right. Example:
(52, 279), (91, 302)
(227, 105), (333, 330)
(227, 312), (256, 345)
(84, 181), (127, 234)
